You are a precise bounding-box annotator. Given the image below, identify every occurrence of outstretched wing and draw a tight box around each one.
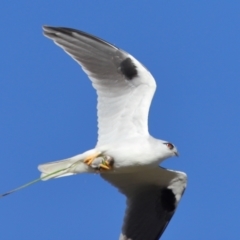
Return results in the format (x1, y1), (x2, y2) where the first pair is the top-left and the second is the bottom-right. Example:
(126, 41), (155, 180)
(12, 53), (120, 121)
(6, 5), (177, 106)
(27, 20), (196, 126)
(101, 167), (187, 240)
(43, 26), (156, 147)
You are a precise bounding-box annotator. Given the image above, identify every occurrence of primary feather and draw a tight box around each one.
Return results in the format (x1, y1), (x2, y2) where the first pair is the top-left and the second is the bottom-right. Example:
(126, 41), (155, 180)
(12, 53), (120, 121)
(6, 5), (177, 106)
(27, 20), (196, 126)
(38, 26), (187, 240)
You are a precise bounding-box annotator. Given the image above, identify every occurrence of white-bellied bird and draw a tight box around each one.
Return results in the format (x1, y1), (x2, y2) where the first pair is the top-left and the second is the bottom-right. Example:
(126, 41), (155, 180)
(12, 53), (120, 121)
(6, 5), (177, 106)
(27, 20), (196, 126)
(37, 26), (187, 240)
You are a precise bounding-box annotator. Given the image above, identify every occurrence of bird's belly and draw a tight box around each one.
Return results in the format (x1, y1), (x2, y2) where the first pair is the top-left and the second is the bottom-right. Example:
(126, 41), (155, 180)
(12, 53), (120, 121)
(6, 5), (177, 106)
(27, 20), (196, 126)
(101, 138), (163, 169)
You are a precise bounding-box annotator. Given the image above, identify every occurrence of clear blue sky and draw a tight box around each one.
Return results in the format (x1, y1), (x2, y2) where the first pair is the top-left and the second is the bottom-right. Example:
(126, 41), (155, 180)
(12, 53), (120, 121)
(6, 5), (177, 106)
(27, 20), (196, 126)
(1, 1), (239, 239)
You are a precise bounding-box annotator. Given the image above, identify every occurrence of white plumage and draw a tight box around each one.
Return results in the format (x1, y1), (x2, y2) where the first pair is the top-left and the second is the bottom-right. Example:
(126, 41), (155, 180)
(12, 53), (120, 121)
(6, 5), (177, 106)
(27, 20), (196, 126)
(38, 26), (187, 240)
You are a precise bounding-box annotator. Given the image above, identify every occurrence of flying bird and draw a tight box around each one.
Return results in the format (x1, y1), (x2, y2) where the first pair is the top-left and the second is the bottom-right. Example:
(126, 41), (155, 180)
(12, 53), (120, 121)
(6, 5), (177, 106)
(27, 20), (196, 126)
(38, 26), (187, 240)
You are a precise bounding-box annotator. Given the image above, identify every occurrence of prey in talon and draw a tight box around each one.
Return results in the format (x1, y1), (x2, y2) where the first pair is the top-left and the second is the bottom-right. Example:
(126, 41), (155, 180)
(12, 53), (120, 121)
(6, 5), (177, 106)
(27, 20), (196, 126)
(89, 155), (114, 171)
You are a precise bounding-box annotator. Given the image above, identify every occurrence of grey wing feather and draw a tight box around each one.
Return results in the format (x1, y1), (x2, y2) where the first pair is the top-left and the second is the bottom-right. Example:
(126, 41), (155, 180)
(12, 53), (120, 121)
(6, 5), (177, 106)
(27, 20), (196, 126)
(43, 26), (156, 147)
(43, 26), (123, 80)
(101, 167), (187, 240)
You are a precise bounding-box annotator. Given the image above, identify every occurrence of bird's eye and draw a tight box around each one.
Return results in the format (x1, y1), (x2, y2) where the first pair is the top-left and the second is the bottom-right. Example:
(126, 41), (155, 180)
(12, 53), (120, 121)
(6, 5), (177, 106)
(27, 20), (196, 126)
(165, 143), (174, 150)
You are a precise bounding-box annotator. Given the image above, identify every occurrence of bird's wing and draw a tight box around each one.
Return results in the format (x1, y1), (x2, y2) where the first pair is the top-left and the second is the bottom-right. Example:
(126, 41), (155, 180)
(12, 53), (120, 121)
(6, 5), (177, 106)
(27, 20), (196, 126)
(43, 26), (156, 147)
(101, 167), (187, 240)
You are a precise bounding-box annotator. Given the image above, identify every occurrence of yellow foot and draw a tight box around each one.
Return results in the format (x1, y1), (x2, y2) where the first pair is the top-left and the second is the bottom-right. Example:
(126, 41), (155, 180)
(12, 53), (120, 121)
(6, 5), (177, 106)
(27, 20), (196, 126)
(98, 155), (114, 170)
(84, 153), (114, 171)
(83, 152), (102, 166)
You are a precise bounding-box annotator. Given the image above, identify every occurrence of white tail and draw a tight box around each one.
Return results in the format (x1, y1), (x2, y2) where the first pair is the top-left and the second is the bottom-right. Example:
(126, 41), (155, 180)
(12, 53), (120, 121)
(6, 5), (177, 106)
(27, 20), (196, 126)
(38, 150), (97, 180)
(0, 150), (98, 198)
(38, 158), (76, 180)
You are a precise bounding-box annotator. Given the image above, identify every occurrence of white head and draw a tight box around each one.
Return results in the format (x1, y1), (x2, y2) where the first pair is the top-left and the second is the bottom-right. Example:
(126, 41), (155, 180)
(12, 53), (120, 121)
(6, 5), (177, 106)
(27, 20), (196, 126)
(164, 142), (178, 156)
(158, 141), (179, 160)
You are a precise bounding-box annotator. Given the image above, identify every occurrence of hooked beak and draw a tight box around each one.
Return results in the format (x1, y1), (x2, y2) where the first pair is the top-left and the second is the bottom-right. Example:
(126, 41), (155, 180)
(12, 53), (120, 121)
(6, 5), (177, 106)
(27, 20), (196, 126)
(174, 151), (179, 157)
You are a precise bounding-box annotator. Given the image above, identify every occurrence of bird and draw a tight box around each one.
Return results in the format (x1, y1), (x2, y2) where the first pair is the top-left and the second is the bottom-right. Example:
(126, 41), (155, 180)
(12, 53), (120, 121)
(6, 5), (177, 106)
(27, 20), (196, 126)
(38, 26), (187, 240)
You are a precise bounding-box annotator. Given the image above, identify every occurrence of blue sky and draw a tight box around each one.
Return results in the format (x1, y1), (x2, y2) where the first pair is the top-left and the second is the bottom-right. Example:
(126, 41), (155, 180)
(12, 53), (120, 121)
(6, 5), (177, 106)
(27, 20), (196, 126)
(1, 1), (239, 239)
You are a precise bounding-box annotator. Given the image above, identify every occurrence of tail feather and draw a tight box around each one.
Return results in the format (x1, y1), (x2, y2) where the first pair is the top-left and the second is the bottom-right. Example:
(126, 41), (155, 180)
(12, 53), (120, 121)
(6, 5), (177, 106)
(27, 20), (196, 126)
(38, 149), (98, 180)
(38, 158), (75, 180)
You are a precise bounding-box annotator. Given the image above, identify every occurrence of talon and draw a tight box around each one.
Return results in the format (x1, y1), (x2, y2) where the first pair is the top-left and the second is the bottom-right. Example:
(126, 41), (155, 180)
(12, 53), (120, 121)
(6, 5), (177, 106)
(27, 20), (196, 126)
(99, 163), (111, 170)
(98, 156), (114, 171)
(84, 153), (114, 171)
(84, 152), (102, 166)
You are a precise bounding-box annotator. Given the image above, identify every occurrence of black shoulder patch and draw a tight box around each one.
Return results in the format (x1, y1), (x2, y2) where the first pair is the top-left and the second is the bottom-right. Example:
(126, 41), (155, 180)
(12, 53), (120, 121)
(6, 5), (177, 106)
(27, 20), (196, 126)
(160, 188), (176, 212)
(119, 58), (138, 80)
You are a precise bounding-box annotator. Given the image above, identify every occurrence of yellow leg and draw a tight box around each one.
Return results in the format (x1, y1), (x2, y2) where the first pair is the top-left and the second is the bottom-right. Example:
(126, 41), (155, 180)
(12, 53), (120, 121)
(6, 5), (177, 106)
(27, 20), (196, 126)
(84, 153), (114, 171)
(83, 152), (102, 166)
(99, 156), (114, 171)
(99, 163), (111, 170)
